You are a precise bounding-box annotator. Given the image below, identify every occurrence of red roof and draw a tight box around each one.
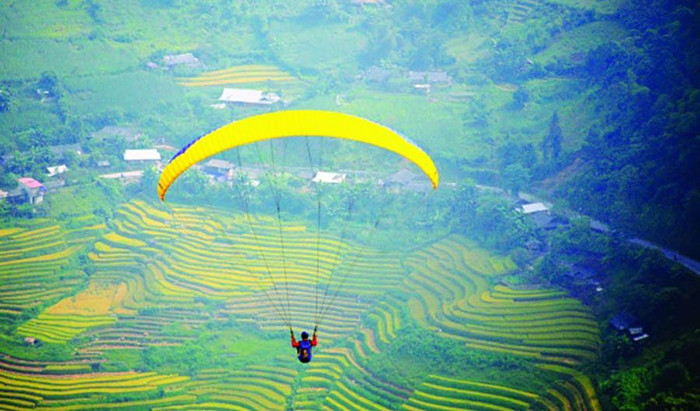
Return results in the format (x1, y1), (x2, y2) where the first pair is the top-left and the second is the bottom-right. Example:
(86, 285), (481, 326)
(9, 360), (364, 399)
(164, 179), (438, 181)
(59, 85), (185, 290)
(18, 177), (44, 189)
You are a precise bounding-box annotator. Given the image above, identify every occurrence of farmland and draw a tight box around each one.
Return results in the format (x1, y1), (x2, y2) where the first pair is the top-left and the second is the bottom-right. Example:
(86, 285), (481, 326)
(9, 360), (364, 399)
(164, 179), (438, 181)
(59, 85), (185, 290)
(3, 0), (697, 408)
(1, 198), (602, 409)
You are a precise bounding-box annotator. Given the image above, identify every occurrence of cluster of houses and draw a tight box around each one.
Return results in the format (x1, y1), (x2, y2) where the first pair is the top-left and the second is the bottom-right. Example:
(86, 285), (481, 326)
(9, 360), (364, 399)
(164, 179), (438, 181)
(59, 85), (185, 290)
(609, 312), (650, 343)
(517, 200), (650, 343)
(358, 66), (454, 94)
(192, 157), (431, 193)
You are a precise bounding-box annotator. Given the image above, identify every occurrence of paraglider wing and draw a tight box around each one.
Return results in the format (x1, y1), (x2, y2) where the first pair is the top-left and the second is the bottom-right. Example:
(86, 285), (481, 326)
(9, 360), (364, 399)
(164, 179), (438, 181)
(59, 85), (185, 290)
(158, 110), (439, 201)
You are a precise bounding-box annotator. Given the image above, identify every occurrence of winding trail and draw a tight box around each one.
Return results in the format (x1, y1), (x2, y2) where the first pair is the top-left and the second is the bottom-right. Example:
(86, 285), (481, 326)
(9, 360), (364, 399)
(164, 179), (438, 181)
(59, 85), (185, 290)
(480, 185), (700, 276)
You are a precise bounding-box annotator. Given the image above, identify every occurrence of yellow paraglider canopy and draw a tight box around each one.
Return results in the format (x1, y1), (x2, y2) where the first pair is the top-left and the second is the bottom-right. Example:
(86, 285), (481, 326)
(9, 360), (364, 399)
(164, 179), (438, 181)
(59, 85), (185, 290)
(158, 110), (439, 201)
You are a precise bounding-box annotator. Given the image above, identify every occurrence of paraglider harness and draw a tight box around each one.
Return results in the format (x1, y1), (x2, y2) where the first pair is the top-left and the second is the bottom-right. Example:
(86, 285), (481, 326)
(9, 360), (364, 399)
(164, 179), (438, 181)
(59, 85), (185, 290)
(291, 326), (317, 363)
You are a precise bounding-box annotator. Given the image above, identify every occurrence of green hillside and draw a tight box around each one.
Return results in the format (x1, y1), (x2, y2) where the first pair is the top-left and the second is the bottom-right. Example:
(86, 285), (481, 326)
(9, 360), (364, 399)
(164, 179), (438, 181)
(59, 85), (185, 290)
(1, 0), (698, 409)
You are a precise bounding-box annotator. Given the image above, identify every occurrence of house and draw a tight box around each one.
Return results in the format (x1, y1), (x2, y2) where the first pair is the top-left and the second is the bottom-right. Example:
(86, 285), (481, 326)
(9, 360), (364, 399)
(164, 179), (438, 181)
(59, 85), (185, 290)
(312, 171), (346, 184)
(413, 83), (431, 93)
(385, 169), (419, 188)
(0, 190), (8, 202)
(16, 178), (47, 205)
(520, 202), (549, 214)
(382, 169), (432, 192)
(91, 126), (143, 143)
(204, 159), (234, 180)
(123, 149), (161, 162)
(610, 312), (649, 342)
(235, 166), (267, 181)
(36, 88), (53, 102)
(97, 160), (111, 168)
(519, 202), (568, 230)
(49, 144), (83, 159)
(407, 71), (453, 85)
(99, 171), (144, 182)
(218, 88), (281, 105)
(47, 165), (68, 178)
(162, 53), (200, 67)
(359, 66), (393, 83)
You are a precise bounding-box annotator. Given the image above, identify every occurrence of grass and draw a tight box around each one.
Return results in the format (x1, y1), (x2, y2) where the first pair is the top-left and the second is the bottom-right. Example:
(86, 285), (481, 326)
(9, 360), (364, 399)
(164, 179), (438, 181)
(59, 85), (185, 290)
(268, 20), (365, 73)
(534, 21), (628, 66)
(0, 39), (139, 80)
(64, 71), (184, 118)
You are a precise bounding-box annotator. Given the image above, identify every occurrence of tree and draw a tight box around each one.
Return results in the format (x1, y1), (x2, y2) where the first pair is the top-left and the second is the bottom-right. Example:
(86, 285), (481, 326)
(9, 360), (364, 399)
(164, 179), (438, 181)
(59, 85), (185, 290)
(512, 87), (529, 110)
(0, 88), (9, 112)
(503, 163), (530, 195)
(541, 112), (563, 161)
(38, 71), (61, 98)
(83, 0), (103, 24)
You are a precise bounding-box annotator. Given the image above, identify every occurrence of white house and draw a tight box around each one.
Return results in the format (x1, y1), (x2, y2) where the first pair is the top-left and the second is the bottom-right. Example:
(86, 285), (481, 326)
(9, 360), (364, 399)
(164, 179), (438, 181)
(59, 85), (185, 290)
(163, 53), (200, 67)
(520, 202), (549, 214)
(312, 171), (346, 184)
(218, 88), (281, 105)
(123, 149), (161, 162)
(47, 165), (68, 177)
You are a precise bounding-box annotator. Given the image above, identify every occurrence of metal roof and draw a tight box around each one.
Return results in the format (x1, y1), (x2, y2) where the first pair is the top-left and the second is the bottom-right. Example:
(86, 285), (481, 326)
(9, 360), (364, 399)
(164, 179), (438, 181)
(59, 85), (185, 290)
(124, 149), (161, 161)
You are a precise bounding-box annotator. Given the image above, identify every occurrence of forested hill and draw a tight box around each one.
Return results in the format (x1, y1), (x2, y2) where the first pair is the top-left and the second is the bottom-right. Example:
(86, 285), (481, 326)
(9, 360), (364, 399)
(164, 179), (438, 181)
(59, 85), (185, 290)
(0, 1), (699, 410)
(546, 0), (700, 259)
(0, 0), (697, 258)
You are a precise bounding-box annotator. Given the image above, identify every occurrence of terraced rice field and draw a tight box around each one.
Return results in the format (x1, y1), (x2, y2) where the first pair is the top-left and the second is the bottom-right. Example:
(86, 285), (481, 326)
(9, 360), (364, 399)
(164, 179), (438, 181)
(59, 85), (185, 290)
(0, 219), (103, 323)
(401, 235), (601, 407)
(0, 367), (189, 410)
(176, 64), (299, 88)
(507, 0), (540, 25)
(1, 199), (602, 409)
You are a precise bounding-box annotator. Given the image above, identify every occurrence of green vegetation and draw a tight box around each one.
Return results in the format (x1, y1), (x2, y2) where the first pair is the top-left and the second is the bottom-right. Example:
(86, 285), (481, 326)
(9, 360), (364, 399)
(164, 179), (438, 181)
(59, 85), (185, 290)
(1, 0), (698, 409)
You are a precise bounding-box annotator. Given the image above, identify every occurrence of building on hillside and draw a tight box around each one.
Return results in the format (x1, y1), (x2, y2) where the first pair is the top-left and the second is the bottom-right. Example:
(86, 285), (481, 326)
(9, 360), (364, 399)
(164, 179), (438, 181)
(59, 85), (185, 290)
(50, 144), (84, 160)
(312, 171), (346, 184)
(15, 178), (47, 205)
(407, 71), (453, 85)
(162, 53), (200, 68)
(519, 202), (568, 230)
(358, 66), (393, 83)
(47, 164), (68, 178)
(204, 159), (235, 180)
(383, 169), (433, 192)
(413, 83), (432, 94)
(91, 126), (143, 143)
(610, 312), (649, 342)
(218, 88), (281, 105)
(520, 202), (549, 214)
(562, 264), (603, 304)
(0, 190), (8, 202)
(123, 149), (161, 162)
(99, 171), (144, 183)
(384, 169), (419, 188)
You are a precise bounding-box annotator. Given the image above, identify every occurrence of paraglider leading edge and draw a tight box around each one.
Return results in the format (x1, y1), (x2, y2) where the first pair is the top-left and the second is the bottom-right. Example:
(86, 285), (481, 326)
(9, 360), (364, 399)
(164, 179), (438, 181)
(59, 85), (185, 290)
(157, 110), (439, 201)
